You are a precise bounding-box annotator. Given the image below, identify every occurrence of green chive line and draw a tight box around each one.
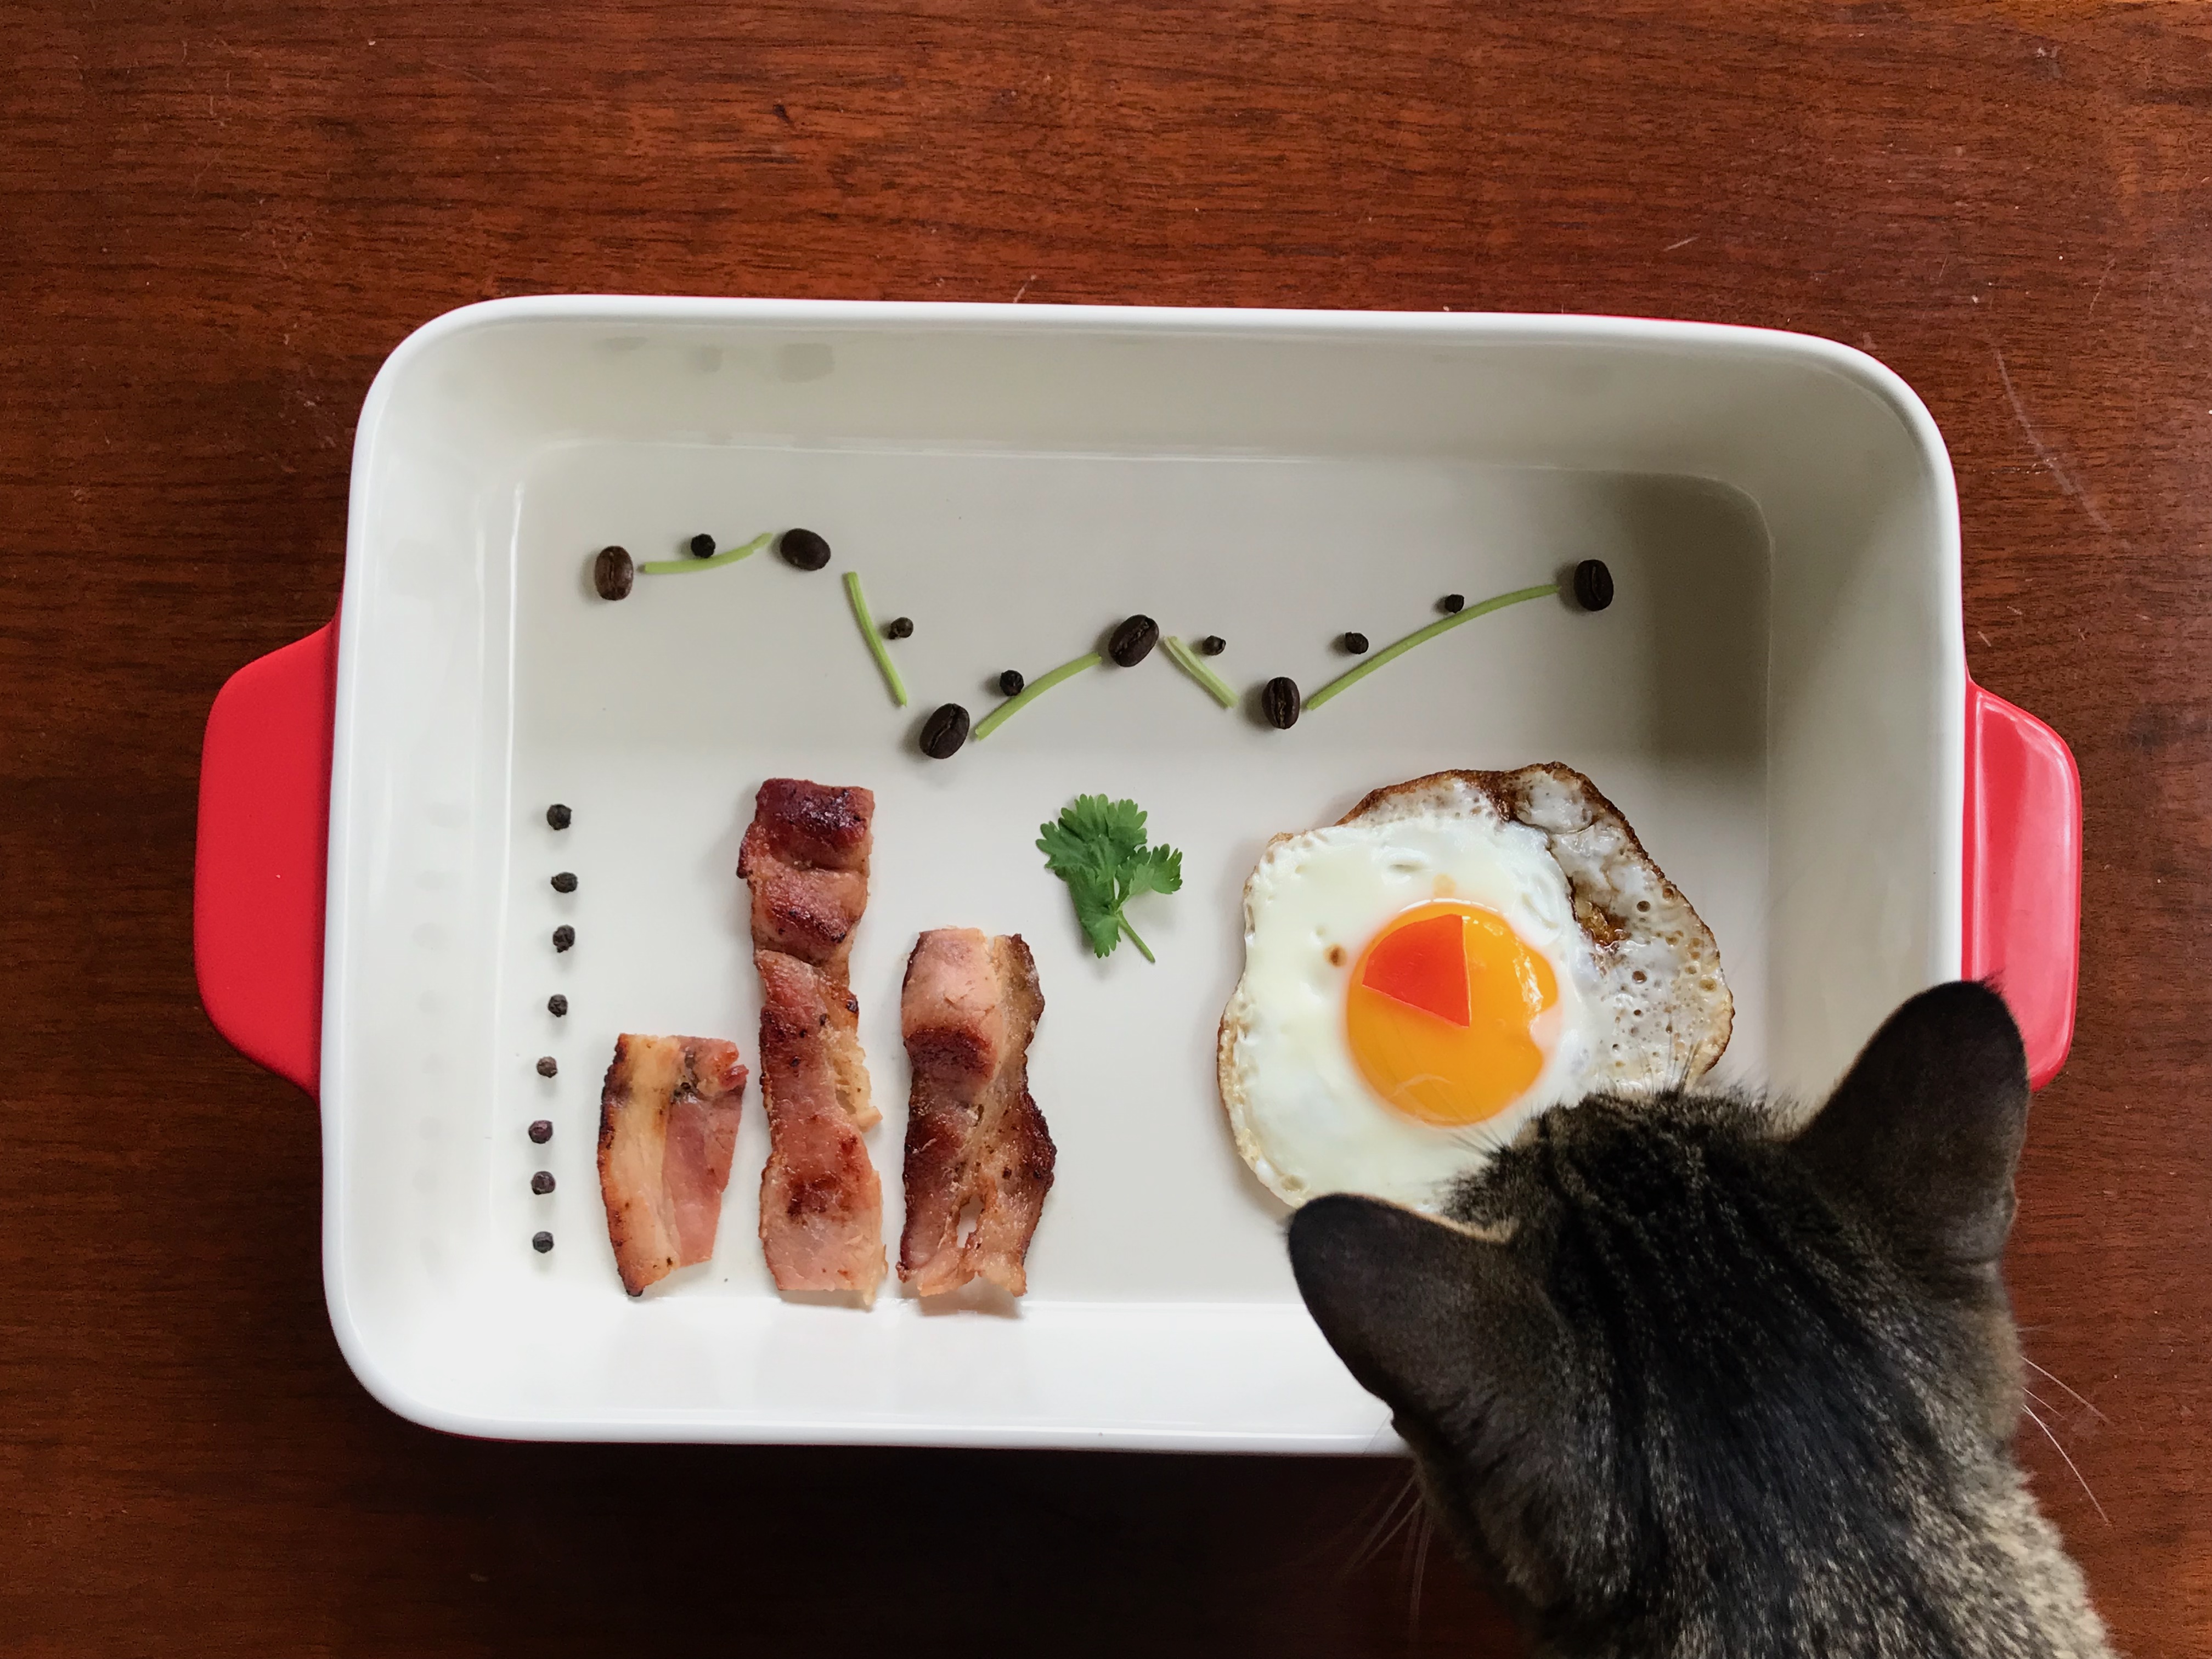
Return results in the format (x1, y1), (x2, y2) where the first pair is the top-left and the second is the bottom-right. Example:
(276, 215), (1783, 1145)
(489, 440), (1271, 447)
(1302, 583), (1560, 712)
(972, 652), (1103, 741)
(842, 572), (909, 708)
(1163, 635), (1237, 708)
(639, 531), (772, 575)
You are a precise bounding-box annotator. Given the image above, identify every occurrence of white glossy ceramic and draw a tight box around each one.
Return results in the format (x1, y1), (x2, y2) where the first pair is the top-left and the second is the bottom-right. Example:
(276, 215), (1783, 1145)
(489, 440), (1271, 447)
(325, 298), (1961, 1447)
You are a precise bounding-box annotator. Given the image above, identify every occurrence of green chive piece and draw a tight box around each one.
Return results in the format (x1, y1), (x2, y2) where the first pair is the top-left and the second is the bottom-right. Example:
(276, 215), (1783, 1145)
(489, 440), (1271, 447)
(971, 652), (1104, 741)
(637, 531), (773, 575)
(1302, 583), (1560, 712)
(1163, 635), (1237, 708)
(843, 572), (909, 708)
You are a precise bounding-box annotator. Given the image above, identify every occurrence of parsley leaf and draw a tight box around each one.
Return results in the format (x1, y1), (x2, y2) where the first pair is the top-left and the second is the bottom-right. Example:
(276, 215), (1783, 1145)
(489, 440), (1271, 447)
(1037, 794), (1185, 963)
(1124, 842), (1183, 899)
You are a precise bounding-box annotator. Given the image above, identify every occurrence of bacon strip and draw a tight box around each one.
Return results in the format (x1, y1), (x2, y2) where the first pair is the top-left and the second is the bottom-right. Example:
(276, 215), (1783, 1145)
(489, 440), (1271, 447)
(898, 929), (1055, 1296)
(596, 1035), (748, 1296)
(737, 779), (886, 1301)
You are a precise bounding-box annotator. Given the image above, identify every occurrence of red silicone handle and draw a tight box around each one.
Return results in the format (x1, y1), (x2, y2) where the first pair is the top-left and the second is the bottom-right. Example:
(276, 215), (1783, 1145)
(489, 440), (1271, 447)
(1962, 681), (2082, 1091)
(193, 620), (337, 1096)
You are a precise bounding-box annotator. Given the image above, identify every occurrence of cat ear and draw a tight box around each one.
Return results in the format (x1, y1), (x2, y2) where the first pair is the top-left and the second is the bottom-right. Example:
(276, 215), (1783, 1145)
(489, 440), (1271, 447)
(1289, 1194), (1558, 1427)
(1791, 980), (2029, 1267)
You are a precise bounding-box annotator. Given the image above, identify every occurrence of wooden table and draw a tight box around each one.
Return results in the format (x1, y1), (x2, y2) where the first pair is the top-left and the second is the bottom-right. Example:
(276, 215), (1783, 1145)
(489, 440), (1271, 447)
(5, 2), (2207, 1652)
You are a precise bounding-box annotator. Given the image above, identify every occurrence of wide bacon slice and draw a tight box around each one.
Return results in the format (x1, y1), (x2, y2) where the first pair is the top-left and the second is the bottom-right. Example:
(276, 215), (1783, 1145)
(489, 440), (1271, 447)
(737, 778), (885, 1301)
(596, 1035), (748, 1296)
(898, 929), (1055, 1296)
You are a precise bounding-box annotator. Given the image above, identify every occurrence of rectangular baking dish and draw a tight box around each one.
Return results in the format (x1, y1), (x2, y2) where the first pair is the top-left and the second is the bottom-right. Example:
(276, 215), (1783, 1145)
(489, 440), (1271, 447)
(194, 298), (2080, 1449)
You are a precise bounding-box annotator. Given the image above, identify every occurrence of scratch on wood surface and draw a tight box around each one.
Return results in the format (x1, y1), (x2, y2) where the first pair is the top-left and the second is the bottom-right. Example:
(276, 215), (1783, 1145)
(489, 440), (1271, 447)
(1993, 346), (2112, 534)
(1663, 234), (1698, 251)
(2088, 253), (2115, 314)
(1012, 274), (1034, 302)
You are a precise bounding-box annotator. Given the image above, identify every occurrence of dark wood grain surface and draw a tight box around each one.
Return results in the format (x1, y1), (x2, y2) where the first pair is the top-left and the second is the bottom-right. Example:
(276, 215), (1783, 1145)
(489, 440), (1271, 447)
(5, 2), (2209, 1652)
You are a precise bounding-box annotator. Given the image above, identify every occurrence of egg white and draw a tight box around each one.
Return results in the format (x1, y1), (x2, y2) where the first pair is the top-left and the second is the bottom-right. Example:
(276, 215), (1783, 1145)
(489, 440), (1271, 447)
(1218, 806), (1602, 1210)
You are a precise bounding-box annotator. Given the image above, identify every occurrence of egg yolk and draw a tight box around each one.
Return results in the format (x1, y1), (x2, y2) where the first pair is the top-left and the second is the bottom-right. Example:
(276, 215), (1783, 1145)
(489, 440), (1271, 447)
(1345, 901), (1559, 1126)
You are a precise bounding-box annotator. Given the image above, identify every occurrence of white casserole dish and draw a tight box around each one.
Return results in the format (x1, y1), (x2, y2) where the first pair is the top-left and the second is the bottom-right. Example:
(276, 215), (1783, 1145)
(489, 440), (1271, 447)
(193, 298), (2080, 1449)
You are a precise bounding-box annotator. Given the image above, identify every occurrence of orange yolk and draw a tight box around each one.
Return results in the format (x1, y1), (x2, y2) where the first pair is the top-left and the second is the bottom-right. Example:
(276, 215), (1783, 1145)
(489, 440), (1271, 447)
(1346, 901), (1559, 1126)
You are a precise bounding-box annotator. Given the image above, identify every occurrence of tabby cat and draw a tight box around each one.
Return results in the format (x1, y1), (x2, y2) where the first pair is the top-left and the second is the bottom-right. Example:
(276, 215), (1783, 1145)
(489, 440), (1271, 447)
(1289, 983), (2112, 1659)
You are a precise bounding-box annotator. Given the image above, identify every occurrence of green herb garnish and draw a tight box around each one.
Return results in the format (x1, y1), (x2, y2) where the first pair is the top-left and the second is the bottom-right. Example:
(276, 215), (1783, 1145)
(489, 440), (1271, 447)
(971, 652), (1103, 741)
(1162, 634), (1237, 708)
(1037, 795), (1184, 963)
(1301, 582), (1560, 711)
(842, 572), (910, 708)
(638, 532), (773, 575)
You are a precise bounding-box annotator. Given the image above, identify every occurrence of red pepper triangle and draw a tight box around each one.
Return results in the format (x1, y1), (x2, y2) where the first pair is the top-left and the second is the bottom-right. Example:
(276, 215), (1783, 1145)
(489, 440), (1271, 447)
(1359, 911), (1471, 1026)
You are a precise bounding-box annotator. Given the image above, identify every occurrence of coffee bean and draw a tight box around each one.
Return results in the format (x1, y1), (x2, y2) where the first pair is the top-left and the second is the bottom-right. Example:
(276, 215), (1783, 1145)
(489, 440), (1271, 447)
(1572, 558), (1615, 611)
(778, 527), (832, 570)
(1341, 631), (1369, 654)
(998, 669), (1025, 696)
(1439, 594), (1465, 614)
(532, 1231), (554, 1253)
(552, 926), (574, 952)
(546, 804), (572, 831)
(547, 994), (568, 1017)
(1262, 676), (1302, 729)
(528, 1119), (554, 1144)
(884, 616), (914, 639)
(1108, 614), (1160, 667)
(920, 702), (972, 759)
(593, 545), (634, 601)
(1198, 635), (1227, 656)
(531, 1171), (556, 1195)
(550, 872), (577, 893)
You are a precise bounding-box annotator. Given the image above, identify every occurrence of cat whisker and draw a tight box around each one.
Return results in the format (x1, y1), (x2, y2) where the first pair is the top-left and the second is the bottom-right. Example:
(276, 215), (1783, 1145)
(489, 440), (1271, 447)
(2022, 1398), (2110, 1525)
(1360, 1489), (1424, 1573)
(1327, 1477), (1415, 1575)
(1345, 1471), (1424, 1575)
(2023, 1354), (2109, 1423)
(1305, 1466), (1417, 1573)
(1447, 1119), (1517, 1160)
(1342, 1482), (1410, 1567)
(1408, 1506), (1435, 1632)
(2022, 1386), (2083, 1449)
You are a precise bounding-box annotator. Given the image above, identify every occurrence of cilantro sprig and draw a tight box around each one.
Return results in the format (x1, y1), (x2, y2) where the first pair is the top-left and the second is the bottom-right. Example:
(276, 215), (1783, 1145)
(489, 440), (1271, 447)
(1037, 795), (1184, 963)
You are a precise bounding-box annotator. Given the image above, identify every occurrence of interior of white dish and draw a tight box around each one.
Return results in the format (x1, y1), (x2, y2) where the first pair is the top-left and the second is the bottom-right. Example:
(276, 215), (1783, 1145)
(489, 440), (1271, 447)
(326, 302), (1961, 1445)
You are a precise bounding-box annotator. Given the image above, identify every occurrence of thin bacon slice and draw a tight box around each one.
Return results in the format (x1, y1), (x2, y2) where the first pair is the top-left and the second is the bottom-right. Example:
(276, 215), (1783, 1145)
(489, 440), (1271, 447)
(898, 929), (1055, 1296)
(596, 1035), (748, 1296)
(755, 952), (888, 1296)
(737, 779), (885, 1301)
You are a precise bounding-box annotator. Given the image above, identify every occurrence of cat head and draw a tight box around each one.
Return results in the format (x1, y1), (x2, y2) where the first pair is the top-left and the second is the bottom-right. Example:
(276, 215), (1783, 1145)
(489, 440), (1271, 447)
(1288, 981), (2032, 1651)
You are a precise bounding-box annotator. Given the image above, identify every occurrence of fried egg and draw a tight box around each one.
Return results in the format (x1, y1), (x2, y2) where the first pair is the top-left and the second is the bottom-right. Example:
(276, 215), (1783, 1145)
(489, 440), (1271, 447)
(1217, 765), (1731, 1210)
